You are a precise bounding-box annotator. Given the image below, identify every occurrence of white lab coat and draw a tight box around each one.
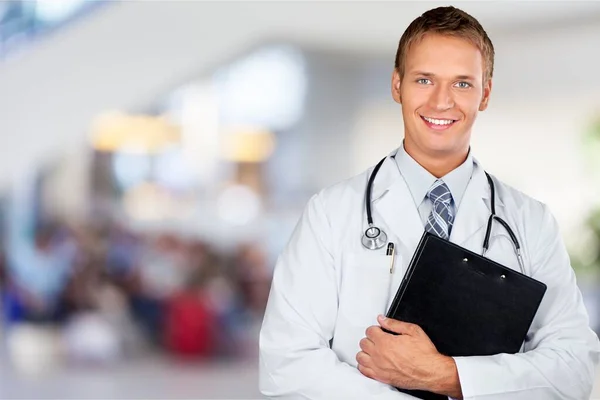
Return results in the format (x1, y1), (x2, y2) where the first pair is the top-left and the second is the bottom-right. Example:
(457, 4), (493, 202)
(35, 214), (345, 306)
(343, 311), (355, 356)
(259, 149), (600, 399)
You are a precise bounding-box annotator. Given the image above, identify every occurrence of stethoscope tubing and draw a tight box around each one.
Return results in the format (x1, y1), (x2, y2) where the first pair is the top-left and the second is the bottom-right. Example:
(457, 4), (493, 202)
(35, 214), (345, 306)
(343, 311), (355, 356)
(362, 156), (525, 273)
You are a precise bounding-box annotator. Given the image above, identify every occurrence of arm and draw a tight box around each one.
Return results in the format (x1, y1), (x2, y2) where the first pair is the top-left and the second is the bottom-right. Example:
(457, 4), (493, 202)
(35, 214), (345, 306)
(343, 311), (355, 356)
(259, 194), (409, 399)
(452, 205), (600, 399)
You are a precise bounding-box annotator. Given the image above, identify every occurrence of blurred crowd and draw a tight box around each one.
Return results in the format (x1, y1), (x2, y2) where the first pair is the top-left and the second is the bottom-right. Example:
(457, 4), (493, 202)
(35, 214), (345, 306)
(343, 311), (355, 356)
(0, 218), (272, 370)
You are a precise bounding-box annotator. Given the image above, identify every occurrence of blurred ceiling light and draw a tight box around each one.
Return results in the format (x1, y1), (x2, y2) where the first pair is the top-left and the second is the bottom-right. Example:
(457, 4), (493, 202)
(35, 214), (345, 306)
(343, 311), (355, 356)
(34, 0), (88, 23)
(215, 45), (307, 131)
(217, 184), (262, 226)
(90, 111), (181, 154)
(222, 127), (276, 163)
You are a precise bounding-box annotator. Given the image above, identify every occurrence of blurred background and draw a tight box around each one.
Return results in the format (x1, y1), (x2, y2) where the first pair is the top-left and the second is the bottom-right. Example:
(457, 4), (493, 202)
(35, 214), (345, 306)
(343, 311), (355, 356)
(0, 0), (600, 398)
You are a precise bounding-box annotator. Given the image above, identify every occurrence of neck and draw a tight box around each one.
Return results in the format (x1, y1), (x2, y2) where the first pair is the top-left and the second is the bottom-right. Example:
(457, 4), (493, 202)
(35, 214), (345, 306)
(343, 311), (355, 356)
(404, 141), (469, 178)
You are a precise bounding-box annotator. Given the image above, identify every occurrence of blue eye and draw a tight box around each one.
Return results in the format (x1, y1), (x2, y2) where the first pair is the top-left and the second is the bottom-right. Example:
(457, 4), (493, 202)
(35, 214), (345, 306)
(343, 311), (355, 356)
(417, 78), (431, 85)
(456, 81), (471, 89)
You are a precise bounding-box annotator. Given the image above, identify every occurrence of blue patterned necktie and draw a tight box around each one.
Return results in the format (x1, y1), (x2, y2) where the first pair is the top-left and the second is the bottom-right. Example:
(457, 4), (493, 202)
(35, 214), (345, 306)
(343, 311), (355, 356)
(425, 180), (454, 240)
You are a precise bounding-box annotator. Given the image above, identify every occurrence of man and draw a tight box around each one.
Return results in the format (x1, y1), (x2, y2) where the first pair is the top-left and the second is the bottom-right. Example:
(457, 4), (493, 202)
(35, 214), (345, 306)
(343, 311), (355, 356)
(259, 6), (600, 399)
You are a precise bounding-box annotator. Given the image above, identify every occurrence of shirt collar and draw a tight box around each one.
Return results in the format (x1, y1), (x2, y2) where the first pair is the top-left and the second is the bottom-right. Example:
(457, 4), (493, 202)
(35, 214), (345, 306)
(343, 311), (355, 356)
(394, 141), (474, 208)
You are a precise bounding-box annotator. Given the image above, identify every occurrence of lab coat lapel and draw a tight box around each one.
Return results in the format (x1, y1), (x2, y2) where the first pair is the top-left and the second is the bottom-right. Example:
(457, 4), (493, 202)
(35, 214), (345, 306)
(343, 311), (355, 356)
(370, 154), (424, 256)
(450, 161), (490, 250)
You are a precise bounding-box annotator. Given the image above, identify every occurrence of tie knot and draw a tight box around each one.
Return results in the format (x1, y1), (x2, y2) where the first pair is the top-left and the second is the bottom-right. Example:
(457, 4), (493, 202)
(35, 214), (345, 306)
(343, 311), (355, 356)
(427, 180), (452, 204)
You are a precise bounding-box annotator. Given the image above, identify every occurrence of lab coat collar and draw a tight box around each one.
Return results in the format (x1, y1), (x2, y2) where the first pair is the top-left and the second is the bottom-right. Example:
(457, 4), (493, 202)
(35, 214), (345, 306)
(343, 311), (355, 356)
(370, 150), (424, 256)
(450, 158), (493, 246)
(369, 148), (502, 253)
(370, 148), (402, 202)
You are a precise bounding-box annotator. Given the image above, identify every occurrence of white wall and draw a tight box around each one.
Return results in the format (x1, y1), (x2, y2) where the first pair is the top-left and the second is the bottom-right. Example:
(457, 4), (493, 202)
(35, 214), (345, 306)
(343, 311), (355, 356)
(0, 1), (598, 195)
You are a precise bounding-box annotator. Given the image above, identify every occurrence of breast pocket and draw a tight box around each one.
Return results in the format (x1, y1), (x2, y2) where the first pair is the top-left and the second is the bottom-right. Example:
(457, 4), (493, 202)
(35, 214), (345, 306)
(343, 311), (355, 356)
(338, 252), (399, 328)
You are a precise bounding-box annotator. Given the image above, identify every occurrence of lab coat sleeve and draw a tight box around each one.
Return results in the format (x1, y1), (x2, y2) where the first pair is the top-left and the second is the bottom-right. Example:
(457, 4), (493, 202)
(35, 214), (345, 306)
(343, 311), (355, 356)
(259, 193), (409, 399)
(452, 205), (600, 400)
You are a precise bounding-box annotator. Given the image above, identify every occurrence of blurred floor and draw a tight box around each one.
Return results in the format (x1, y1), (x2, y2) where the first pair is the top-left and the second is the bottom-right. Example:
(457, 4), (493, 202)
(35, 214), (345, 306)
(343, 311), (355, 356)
(4, 354), (600, 399)
(0, 354), (261, 399)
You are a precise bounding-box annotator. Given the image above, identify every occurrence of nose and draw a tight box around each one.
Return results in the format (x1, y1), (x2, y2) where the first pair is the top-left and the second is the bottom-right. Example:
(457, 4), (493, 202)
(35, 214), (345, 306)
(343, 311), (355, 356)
(429, 85), (454, 111)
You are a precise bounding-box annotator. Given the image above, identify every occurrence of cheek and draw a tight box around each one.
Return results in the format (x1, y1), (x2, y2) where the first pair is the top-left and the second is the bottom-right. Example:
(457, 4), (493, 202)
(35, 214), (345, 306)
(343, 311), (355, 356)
(457, 92), (483, 114)
(400, 98), (423, 120)
(399, 101), (414, 123)
(399, 85), (424, 109)
(453, 103), (479, 123)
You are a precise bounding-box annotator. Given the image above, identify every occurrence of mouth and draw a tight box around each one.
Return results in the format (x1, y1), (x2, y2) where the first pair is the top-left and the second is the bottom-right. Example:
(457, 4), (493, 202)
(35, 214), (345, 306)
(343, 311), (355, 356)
(420, 115), (458, 131)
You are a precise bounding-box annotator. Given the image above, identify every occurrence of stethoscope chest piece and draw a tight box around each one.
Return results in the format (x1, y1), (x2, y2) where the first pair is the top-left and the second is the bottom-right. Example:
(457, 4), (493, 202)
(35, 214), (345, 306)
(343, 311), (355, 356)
(361, 225), (388, 250)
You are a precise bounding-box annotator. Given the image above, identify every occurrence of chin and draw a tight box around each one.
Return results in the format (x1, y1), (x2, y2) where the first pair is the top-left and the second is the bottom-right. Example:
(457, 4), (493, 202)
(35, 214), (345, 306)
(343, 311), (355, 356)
(405, 124), (470, 157)
(421, 136), (462, 155)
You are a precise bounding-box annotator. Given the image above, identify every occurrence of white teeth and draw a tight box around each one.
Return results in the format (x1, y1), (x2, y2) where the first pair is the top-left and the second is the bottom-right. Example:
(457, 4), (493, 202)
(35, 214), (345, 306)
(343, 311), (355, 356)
(423, 117), (455, 125)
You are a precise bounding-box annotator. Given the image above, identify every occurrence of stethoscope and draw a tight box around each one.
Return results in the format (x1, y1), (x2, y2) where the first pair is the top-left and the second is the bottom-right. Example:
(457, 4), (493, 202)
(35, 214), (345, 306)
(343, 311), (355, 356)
(361, 156), (525, 273)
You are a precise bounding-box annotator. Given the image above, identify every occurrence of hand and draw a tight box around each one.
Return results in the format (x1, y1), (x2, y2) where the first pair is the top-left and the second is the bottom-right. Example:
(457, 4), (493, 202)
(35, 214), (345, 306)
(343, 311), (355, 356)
(356, 315), (462, 398)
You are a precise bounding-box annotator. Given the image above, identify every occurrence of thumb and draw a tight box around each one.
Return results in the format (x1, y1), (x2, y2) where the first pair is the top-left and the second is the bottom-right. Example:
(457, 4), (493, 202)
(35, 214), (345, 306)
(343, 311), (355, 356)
(377, 315), (422, 336)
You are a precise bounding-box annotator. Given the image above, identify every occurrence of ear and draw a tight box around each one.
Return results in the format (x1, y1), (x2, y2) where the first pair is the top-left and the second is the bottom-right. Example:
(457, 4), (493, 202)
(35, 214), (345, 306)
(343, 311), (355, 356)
(479, 78), (492, 111)
(391, 70), (402, 104)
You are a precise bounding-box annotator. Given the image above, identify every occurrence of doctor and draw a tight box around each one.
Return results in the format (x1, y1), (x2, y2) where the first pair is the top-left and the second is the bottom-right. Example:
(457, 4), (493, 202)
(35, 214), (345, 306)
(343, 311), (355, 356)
(259, 5), (600, 400)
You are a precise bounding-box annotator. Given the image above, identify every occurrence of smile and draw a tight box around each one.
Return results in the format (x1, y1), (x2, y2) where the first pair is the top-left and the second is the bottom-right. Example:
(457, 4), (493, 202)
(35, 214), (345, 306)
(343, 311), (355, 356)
(420, 115), (457, 130)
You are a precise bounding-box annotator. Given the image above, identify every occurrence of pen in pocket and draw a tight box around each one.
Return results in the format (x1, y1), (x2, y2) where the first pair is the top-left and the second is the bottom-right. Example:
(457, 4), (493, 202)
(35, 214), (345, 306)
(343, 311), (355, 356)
(386, 242), (395, 274)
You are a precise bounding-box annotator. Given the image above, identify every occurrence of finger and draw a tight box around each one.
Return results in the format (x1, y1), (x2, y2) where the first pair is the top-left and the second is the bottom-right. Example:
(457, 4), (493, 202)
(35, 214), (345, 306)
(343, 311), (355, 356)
(356, 350), (372, 367)
(365, 325), (386, 341)
(359, 337), (375, 354)
(357, 363), (376, 380)
(377, 315), (423, 336)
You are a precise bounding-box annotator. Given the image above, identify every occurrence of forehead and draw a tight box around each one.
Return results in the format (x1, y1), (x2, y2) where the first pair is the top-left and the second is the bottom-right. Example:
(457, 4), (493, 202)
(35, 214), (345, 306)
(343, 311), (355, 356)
(404, 34), (484, 78)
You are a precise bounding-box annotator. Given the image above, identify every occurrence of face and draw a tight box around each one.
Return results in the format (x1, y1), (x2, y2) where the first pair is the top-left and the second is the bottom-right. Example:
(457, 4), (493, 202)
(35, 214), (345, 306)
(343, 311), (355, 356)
(392, 33), (492, 160)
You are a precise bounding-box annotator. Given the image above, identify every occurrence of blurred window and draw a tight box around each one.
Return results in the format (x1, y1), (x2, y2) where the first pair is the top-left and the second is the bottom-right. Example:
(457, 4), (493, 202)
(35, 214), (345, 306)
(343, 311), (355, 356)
(0, 0), (105, 59)
(214, 45), (307, 131)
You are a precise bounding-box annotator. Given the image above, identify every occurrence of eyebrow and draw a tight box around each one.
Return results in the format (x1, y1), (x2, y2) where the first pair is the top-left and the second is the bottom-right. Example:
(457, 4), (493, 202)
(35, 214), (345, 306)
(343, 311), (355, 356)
(411, 71), (476, 81)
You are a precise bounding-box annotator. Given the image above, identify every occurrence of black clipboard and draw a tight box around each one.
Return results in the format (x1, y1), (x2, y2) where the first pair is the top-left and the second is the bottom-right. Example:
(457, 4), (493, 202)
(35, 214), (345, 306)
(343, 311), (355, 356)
(385, 232), (547, 400)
